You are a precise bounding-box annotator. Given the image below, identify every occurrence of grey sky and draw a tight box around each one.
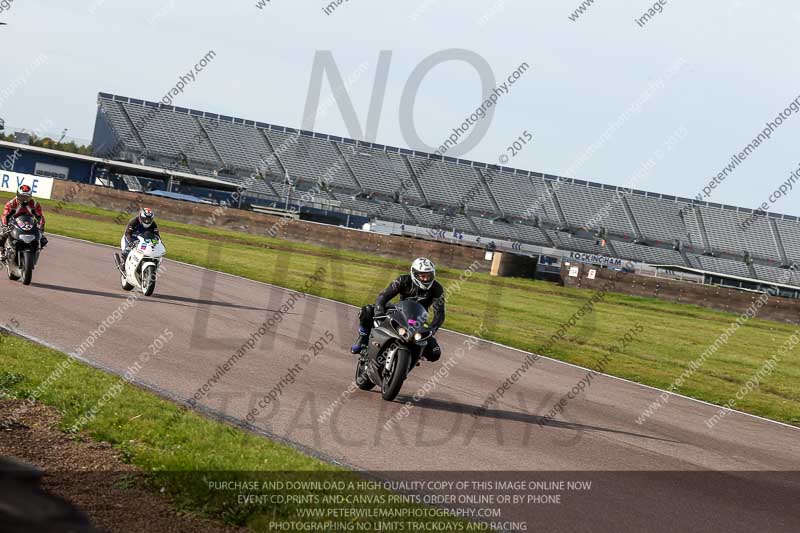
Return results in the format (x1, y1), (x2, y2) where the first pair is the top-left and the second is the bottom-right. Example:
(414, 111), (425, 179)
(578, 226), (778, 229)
(2, 0), (799, 215)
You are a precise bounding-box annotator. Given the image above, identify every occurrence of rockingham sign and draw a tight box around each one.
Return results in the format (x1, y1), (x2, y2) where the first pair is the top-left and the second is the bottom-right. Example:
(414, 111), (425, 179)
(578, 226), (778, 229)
(567, 251), (623, 267)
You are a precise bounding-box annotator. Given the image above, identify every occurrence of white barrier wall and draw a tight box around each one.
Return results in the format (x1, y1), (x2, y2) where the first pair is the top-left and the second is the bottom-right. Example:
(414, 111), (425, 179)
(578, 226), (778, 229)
(0, 172), (54, 200)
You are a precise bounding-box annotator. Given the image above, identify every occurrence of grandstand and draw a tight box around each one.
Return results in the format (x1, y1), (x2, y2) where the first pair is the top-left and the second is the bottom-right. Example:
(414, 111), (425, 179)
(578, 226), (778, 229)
(91, 92), (800, 289)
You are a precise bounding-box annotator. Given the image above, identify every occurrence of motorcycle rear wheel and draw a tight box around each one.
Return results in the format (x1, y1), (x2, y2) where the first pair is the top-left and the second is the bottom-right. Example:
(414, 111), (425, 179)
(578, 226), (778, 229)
(355, 354), (375, 391)
(5, 247), (19, 280)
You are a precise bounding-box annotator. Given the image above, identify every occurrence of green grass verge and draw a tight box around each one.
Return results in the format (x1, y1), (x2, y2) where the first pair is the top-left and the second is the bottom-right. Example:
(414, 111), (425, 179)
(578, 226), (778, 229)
(8, 192), (800, 426)
(0, 333), (483, 531)
(0, 330), (322, 527)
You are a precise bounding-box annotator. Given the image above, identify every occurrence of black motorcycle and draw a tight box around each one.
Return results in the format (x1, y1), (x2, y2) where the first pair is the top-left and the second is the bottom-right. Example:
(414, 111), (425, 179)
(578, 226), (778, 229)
(3, 215), (42, 285)
(355, 300), (434, 401)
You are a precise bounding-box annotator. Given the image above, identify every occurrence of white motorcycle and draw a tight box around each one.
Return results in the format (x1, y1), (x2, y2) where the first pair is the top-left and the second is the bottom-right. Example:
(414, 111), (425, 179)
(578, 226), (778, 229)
(115, 232), (166, 296)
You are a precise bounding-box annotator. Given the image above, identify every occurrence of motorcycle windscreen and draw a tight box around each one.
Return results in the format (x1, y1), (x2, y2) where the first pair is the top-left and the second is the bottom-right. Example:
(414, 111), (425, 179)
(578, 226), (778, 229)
(138, 232), (165, 256)
(11, 215), (40, 242)
(392, 300), (429, 332)
(14, 215), (37, 232)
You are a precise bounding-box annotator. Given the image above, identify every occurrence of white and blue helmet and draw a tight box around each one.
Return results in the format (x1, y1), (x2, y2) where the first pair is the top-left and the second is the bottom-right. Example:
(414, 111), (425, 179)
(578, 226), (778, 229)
(411, 257), (436, 290)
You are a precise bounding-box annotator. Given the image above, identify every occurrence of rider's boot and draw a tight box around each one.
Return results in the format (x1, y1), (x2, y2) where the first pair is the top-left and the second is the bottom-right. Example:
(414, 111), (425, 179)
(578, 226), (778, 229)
(350, 327), (369, 354)
(118, 247), (132, 267)
(115, 250), (128, 271)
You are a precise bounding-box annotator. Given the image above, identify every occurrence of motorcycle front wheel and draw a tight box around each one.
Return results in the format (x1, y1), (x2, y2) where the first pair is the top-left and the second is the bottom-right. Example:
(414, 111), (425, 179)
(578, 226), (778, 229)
(142, 265), (156, 296)
(21, 251), (34, 285)
(381, 348), (410, 401)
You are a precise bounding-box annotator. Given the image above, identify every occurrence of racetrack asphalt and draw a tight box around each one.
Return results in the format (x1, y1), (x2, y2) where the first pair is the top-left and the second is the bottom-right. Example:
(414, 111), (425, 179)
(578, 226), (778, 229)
(1, 235), (798, 532)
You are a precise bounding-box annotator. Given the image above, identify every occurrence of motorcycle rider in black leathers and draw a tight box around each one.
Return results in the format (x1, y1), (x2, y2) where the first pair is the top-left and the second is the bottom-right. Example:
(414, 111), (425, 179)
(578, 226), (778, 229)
(351, 257), (444, 362)
(116, 207), (160, 267)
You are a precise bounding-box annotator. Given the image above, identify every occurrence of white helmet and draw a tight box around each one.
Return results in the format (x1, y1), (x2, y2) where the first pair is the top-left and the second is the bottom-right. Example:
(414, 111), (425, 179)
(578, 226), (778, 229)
(410, 257), (436, 290)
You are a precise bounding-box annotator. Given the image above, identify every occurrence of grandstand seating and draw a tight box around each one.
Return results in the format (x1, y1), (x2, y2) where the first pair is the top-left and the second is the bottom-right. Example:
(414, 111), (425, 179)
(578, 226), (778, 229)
(92, 93), (800, 288)
(482, 169), (530, 217)
(472, 216), (515, 240)
(686, 254), (753, 279)
(512, 223), (552, 247)
(554, 182), (634, 237)
(201, 118), (269, 171)
(547, 231), (609, 255)
(625, 195), (690, 245)
(775, 219), (800, 264)
(611, 240), (685, 266)
(341, 144), (401, 195)
(754, 263), (797, 286)
(407, 158), (496, 213)
(98, 102), (140, 151)
(528, 175), (562, 224)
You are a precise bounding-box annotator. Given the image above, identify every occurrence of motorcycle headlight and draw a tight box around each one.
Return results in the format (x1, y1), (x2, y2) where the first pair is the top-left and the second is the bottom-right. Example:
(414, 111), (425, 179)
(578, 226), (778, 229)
(414, 332), (423, 341)
(397, 327), (407, 337)
(19, 235), (36, 243)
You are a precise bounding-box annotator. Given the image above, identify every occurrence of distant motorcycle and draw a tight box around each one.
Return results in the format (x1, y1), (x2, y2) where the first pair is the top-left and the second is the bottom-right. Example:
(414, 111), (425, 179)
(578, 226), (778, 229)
(354, 300), (434, 401)
(115, 232), (166, 296)
(2, 215), (42, 285)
